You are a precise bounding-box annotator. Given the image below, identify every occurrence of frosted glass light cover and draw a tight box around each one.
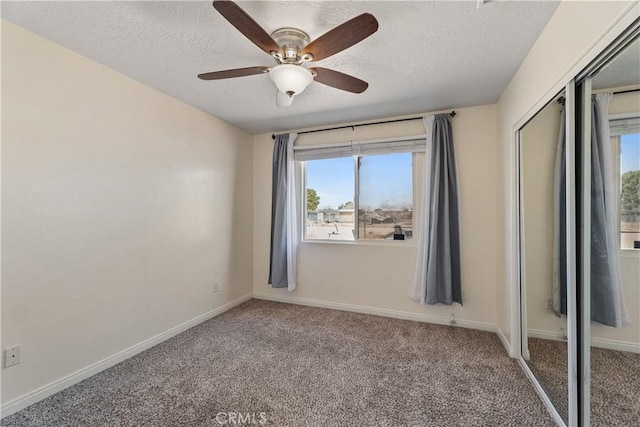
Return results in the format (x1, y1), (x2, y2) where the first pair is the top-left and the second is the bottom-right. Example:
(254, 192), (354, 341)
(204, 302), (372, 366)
(276, 90), (294, 107)
(269, 64), (313, 96)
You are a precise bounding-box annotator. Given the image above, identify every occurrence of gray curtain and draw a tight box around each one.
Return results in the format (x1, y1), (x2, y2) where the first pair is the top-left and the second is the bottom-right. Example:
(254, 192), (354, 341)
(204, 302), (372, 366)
(552, 111), (567, 317)
(589, 94), (627, 326)
(410, 114), (462, 305)
(553, 94), (628, 327)
(268, 133), (297, 289)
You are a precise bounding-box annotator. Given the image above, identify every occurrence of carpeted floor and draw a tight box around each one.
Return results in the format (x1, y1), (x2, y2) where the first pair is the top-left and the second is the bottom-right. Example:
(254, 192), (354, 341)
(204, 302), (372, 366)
(2, 300), (555, 426)
(527, 337), (640, 427)
(525, 339), (569, 422)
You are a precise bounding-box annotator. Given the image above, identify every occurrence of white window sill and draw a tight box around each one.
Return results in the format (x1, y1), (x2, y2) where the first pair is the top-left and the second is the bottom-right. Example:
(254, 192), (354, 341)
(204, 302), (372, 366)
(301, 239), (417, 248)
(620, 249), (640, 258)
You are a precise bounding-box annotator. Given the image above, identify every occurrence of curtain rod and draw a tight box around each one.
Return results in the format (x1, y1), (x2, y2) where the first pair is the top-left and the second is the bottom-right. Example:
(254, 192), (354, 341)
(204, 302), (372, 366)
(613, 88), (640, 95)
(557, 88), (639, 106)
(271, 111), (456, 140)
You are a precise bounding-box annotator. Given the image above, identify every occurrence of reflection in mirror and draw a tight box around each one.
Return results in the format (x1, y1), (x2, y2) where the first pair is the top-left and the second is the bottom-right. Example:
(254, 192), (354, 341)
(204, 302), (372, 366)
(519, 92), (568, 422)
(587, 35), (640, 426)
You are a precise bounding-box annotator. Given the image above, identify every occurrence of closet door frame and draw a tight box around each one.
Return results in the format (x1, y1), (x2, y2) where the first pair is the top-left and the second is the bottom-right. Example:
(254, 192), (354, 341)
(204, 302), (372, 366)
(575, 77), (592, 427)
(565, 81), (580, 427)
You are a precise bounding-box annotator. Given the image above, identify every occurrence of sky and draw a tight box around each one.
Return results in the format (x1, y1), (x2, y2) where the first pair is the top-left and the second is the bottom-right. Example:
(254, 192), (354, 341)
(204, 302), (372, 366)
(621, 133), (640, 174)
(306, 156), (353, 209)
(306, 153), (413, 210)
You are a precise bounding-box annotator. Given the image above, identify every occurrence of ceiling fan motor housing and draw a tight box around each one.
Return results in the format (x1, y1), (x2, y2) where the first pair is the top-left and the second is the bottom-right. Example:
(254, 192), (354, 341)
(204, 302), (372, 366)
(270, 28), (312, 63)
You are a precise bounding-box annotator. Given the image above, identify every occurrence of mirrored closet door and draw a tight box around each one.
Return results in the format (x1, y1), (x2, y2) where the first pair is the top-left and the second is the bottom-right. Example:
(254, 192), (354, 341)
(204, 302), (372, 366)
(519, 91), (569, 424)
(577, 29), (640, 427)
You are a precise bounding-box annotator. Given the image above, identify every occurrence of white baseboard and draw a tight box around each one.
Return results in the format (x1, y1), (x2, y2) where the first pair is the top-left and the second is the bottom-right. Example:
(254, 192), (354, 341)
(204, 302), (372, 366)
(253, 292), (494, 332)
(495, 325), (516, 357)
(527, 328), (639, 353)
(590, 337), (640, 353)
(527, 329), (567, 342)
(0, 292), (253, 418)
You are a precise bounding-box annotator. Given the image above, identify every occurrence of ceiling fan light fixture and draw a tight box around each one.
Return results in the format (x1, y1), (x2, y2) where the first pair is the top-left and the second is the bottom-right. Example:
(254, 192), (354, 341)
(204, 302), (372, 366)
(269, 64), (313, 97)
(276, 90), (294, 108)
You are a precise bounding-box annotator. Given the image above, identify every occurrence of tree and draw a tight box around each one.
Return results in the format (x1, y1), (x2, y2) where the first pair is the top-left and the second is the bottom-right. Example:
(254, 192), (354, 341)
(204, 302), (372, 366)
(338, 201), (354, 209)
(621, 170), (640, 215)
(307, 188), (320, 211)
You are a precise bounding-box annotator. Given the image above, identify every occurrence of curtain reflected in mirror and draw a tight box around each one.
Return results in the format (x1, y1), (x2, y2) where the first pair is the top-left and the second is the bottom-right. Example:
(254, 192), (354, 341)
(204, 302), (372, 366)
(519, 93), (568, 422)
(586, 35), (640, 426)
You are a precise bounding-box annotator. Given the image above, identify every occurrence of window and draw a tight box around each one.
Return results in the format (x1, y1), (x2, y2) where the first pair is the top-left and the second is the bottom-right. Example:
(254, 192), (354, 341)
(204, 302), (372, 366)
(358, 153), (413, 240)
(619, 132), (640, 249)
(305, 157), (355, 241)
(610, 117), (640, 250)
(300, 139), (420, 242)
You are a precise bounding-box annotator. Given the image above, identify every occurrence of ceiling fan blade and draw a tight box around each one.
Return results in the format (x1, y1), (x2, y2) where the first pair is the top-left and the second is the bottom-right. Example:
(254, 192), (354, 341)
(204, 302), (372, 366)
(198, 66), (268, 80)
(213, 0), (281, 56)
(312, 67), (369, 94)
(302, 13), (378, 61)
(276, 90), (294, 107)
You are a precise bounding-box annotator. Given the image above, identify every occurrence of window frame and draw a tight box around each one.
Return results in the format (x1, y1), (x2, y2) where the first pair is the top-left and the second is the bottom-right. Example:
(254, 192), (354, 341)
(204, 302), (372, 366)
(609, 113), (640, 254)
(300, 151), (419, 246)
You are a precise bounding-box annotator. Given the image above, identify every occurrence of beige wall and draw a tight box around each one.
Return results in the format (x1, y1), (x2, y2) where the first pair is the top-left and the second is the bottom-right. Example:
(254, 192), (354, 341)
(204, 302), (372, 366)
(253, 105), (498, 328)
(496, 1), (638, 352)
(1, 21), (253, 406)
(520, 100), (564, 337)
(609, 90), (640, 115)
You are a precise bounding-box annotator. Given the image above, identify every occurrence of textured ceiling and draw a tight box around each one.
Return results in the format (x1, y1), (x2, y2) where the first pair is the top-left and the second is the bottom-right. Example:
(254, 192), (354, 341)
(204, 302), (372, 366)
(592, 37), (640, 90)
(1, 1), (559, 134)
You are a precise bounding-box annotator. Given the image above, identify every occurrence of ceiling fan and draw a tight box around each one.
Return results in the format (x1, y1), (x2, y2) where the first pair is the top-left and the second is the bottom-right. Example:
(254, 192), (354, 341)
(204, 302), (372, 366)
(198, 0), (379, 107)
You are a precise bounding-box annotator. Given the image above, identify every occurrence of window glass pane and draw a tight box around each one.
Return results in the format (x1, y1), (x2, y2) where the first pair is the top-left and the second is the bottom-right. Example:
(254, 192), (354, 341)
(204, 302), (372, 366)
(620, 132), (640, 249)
(358, 153), (413, 240)
(305, 157), (354, 241)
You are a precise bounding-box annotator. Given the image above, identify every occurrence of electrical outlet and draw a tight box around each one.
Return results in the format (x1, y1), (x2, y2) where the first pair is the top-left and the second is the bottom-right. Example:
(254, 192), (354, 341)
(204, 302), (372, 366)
(4, 345), (21, 368)
(213, 282), (219, 293)
(546, 299), (553, 310)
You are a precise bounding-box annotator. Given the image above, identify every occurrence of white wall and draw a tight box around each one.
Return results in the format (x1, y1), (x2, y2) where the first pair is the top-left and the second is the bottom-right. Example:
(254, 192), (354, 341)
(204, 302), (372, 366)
(253, 105), (498, 329)
(520, 99), (564, 337)
(496, 1), (639, 352)
(1, 21), (254, 408)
